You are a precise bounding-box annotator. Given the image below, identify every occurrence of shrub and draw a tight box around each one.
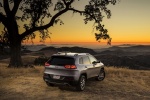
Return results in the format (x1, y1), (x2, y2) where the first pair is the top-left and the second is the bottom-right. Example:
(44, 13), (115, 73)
(34, 56), (49, 66)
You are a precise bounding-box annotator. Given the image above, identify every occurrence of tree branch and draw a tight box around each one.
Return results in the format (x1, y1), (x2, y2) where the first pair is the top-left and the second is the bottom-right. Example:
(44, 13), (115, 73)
(67, 0), (74, 6)
(62, 0), (74, 8)
(0, 13), (7, 26)
(62, 0), (67, 5)
(68, 8), (97, 22)
(20, 0), (76, 40)
(68, 8), (84, 14)
(20, 8), (68, 40)
(3, 0), (11, 16)
(12, 0), (22, 16)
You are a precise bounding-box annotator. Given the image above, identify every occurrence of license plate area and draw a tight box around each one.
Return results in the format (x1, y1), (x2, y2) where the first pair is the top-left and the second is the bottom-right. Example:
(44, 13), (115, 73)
(53, 75), (60, 79)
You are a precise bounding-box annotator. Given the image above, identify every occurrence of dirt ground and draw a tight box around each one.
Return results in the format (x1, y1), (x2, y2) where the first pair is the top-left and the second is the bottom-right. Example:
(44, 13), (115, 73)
(0, 63), (150, 100)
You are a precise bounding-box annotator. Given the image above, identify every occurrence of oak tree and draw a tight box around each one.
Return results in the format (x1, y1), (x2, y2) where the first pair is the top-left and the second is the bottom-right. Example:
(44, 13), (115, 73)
(0, 0), (116, 67)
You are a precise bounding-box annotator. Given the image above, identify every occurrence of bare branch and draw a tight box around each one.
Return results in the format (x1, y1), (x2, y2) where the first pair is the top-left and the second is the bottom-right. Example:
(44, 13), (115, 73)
(68, 8), (84, 14)
(62, 0), (74, 8)
(67, 0), (74, 6)
(0, 2), (2, 7)
(3, 0), (11, 16)
(12, 0), (22, 16)
(62, 0), (67, 5)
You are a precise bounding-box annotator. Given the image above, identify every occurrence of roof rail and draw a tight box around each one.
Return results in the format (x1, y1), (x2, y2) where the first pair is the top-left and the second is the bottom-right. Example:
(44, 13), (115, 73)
(57, 51), (71, 55)
(54, 52), (90, 56)
(74, 53), (90, 56)
(78, 53), (89, 55)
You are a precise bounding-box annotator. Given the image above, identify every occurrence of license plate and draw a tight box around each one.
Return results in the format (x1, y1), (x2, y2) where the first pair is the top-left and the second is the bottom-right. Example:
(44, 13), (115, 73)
(53, 75), (60, 79)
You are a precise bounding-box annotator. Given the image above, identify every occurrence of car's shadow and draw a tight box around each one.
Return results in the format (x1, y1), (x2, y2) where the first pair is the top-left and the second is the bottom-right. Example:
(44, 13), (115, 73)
(58, 85), (77, 92)
(57, 78), (97, 92)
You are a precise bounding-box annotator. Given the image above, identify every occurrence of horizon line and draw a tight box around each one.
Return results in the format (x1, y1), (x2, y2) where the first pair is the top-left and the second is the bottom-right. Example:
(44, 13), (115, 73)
(22, 42), (150, 45)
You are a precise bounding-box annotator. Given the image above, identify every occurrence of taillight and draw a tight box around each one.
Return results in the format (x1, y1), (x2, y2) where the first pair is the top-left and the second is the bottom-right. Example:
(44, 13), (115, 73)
(65, 65), (76, 69)
(45, 62), (50, 67)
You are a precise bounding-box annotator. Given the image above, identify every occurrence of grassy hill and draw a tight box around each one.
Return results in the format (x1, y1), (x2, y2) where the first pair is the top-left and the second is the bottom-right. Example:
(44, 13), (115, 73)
(0, 63), (150, 100)
(0, 45), (149, 100)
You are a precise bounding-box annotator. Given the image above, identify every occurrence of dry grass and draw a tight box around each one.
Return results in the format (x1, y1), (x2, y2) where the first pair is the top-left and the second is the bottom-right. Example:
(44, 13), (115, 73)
(0, 55), (38, 64)
(0, 63), (150, 100)
(0, 64), (42, 78)
(105, 67), (150, 92)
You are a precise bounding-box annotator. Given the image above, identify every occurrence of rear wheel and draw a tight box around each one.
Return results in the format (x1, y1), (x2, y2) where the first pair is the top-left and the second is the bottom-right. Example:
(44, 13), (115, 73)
(46, 82), (55, 87)
(96, 69), (105, 81)
(76, 75), (86, 91)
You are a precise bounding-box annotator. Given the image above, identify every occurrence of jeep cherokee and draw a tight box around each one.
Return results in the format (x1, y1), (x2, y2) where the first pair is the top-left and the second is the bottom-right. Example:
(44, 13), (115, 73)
(43, 52), (105, 91)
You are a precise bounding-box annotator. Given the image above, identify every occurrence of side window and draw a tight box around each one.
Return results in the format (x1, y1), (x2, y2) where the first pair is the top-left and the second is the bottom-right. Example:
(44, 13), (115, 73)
(83, 56), (91, 64)
(79, 57), (83, 64)
(88, 55), (97, 64)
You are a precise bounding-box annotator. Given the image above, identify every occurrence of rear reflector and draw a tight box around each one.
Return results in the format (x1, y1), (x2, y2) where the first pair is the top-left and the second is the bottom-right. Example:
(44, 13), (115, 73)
(65, 65), (76, 69)
(45, 62), (50, 67)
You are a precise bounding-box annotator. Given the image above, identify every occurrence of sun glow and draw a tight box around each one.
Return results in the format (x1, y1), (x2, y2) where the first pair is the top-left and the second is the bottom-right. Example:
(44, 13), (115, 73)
(1, 0), (150, 45)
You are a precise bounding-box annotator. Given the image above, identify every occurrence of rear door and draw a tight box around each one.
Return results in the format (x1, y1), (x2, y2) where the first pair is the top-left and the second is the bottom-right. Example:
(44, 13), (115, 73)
(79, 56), (95, 78)
(88, 55), (100, 76)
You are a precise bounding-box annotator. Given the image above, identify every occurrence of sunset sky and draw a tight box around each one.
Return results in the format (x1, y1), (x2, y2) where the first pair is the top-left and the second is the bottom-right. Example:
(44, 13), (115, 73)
(0, 0), (150, 45)
(47, 0), (150, 44)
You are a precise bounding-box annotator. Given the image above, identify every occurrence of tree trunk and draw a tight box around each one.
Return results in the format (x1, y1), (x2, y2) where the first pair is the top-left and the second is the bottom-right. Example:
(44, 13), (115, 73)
(8, 41), (23, 67)
(6, 13), (23, 68)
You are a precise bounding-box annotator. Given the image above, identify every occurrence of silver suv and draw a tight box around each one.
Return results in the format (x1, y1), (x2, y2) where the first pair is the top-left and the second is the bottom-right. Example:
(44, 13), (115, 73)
(43, 52), (105, 91)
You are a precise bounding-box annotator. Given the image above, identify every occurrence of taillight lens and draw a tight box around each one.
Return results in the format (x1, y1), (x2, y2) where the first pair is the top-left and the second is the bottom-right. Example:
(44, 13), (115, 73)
(65, 65), (76, 69)
(45, 62), (50, 67)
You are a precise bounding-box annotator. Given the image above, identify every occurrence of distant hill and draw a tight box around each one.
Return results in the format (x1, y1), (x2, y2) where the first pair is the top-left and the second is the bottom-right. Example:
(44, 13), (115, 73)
(23, 44), (47, 51)
(39, 46), (56, 51)
(40, 46), (97, 55)
(95, 55), (150, 70)
(95, 45), (150, 70)
(35, 45), (150, 70)
(96, 45), (150, 53)
(1, 44), (150, 70)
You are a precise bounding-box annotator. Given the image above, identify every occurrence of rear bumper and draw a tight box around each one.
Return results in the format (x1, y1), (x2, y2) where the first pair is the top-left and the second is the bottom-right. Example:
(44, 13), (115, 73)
(43, 73), (78, 86)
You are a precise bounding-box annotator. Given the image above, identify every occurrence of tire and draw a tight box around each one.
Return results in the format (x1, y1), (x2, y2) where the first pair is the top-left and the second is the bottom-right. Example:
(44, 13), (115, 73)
(76, 75), (86, 91)
(46, 82), (55, 87)
(96, 69), (105, 81)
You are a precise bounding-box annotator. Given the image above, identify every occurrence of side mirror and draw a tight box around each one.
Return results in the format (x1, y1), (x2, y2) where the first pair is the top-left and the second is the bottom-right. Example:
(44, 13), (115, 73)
(97, 60), (100, 63)
(92, 61), (100, 64)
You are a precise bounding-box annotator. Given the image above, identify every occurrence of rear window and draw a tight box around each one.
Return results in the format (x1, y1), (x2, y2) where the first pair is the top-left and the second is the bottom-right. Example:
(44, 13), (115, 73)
(48, 56), (75, 65)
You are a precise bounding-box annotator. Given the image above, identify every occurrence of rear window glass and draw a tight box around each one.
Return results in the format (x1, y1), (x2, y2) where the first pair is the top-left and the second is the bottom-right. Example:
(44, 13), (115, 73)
(48, 56), (75, 65)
